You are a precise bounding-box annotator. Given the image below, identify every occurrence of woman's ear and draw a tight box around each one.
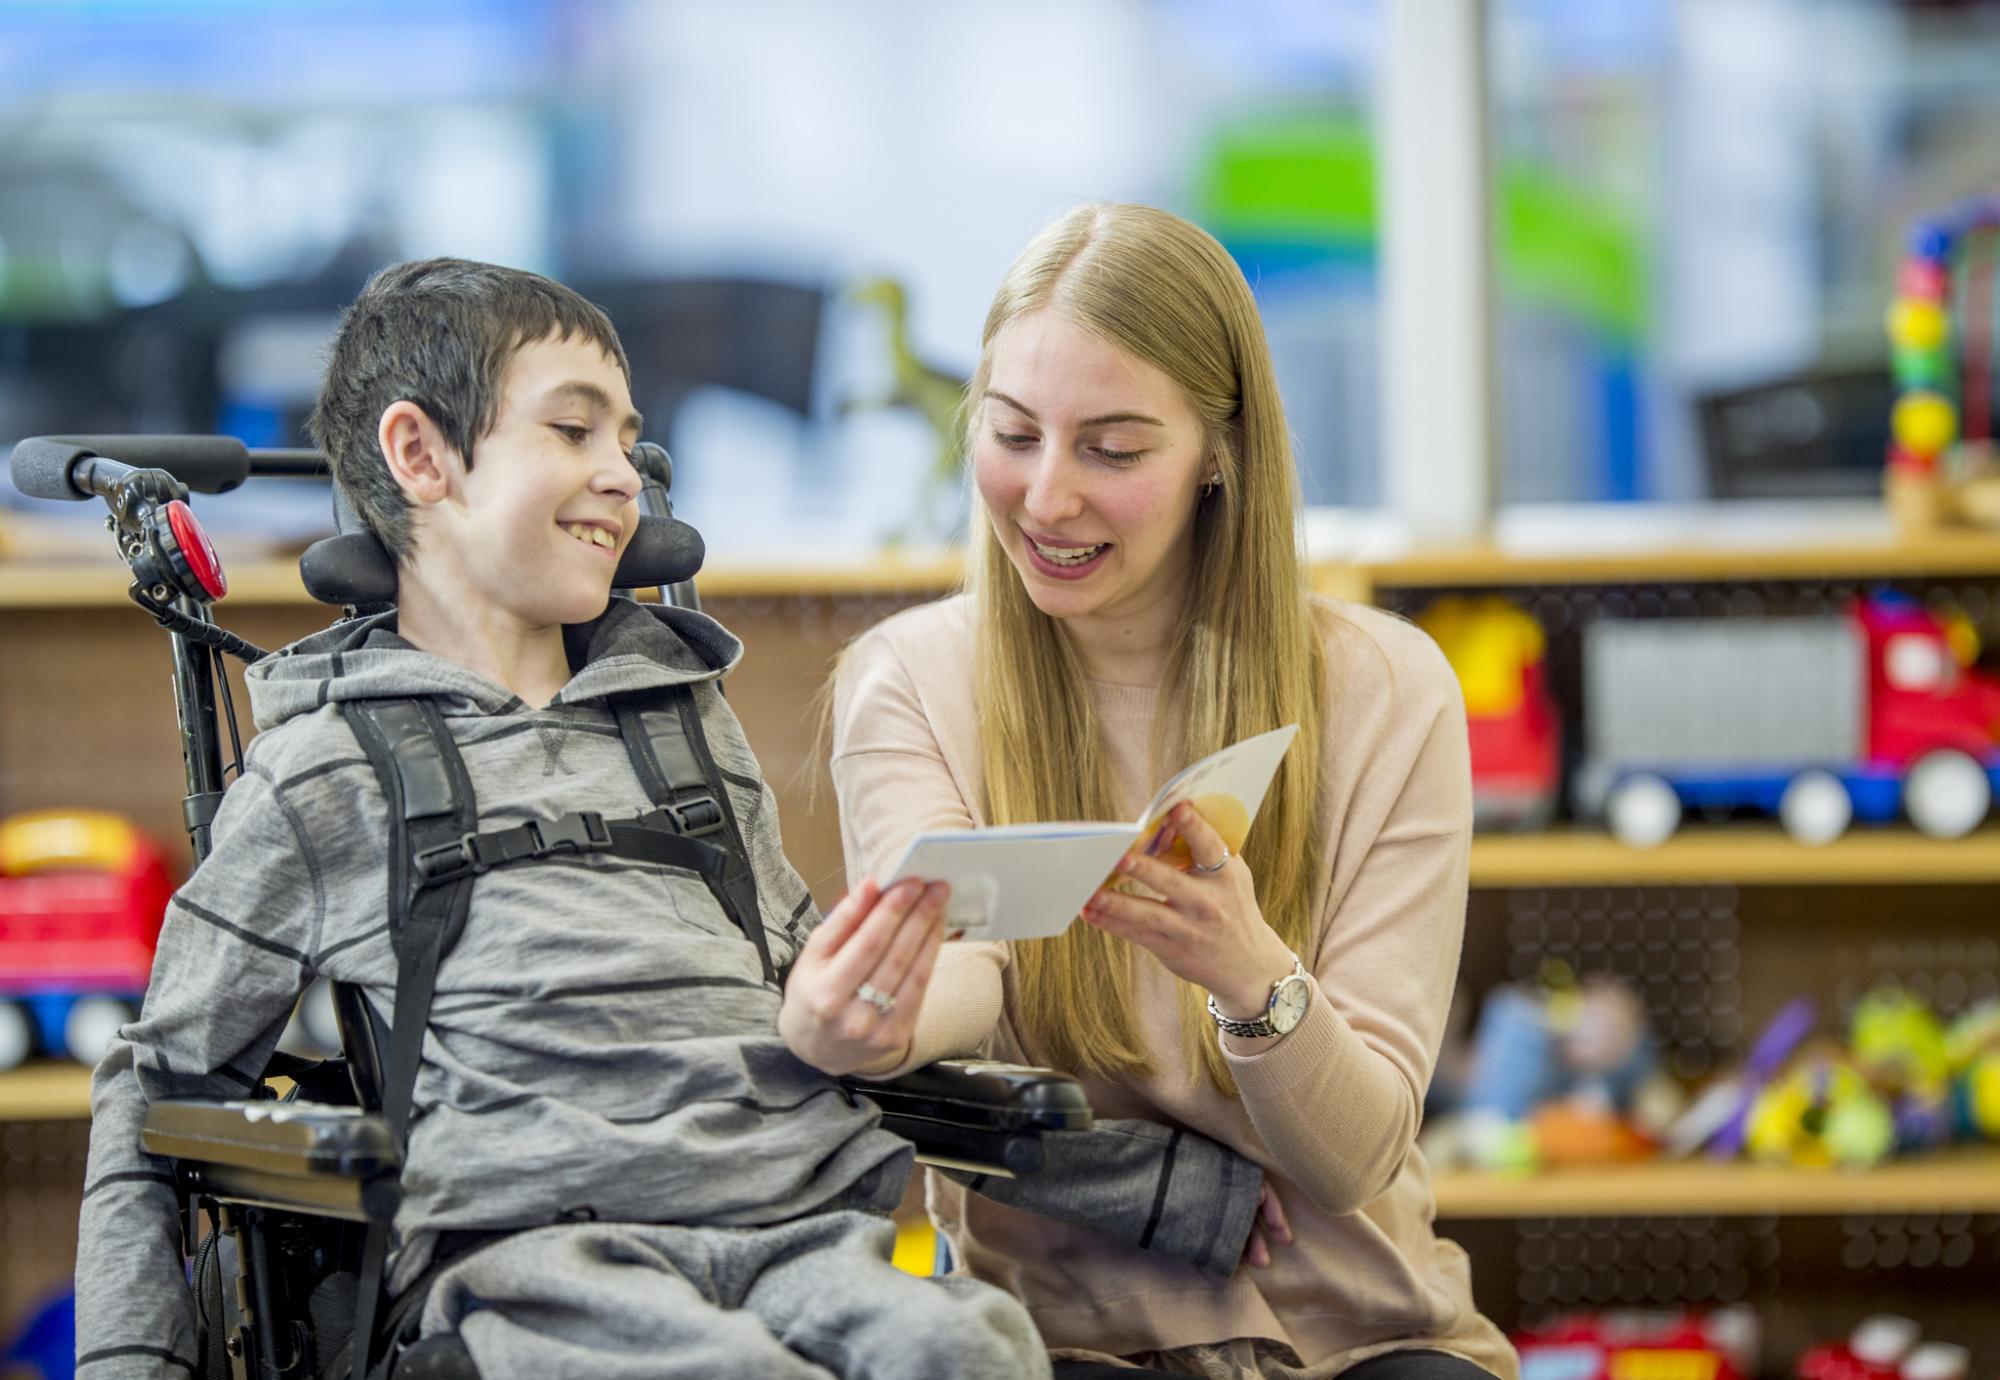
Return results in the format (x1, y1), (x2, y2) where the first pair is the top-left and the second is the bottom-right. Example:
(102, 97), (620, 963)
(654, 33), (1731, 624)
(378, 400), (458, 506)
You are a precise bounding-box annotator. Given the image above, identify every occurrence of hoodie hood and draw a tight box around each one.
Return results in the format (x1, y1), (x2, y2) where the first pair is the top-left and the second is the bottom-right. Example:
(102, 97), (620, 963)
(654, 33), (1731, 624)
(245, 597), (744, 732)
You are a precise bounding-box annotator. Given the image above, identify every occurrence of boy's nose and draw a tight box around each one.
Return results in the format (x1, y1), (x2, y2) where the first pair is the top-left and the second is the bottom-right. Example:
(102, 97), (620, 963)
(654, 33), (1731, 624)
(594, 448), (642, 502)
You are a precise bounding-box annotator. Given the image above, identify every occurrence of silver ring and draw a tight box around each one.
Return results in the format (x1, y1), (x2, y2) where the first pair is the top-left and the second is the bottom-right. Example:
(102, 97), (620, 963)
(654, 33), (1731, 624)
(855, 982), (897, 1016)
(1190, 844), (1231, 874)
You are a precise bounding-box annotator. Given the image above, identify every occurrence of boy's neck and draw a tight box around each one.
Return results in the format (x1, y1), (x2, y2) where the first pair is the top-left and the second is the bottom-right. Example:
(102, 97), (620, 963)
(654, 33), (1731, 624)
(395, 575), (574, 709)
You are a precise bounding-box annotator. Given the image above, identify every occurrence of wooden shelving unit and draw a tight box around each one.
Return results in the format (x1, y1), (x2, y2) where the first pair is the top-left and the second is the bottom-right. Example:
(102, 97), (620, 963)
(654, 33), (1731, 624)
(1433, 1148), (2000, 1218)
(1347, 530), (2000, 593)
(1468, 824), (2000, 888)
(12, 527), (2000, 611)
(0, 552), (967, 609)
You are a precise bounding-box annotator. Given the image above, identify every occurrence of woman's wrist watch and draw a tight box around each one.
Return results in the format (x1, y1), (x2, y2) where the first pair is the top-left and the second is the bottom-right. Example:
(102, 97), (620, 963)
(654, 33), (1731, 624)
(1207, 953), (1312, 1038)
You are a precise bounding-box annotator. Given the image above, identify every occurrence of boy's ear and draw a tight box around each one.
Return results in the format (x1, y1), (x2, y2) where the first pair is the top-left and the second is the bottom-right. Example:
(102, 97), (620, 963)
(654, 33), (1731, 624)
(378, 401), (460, 506)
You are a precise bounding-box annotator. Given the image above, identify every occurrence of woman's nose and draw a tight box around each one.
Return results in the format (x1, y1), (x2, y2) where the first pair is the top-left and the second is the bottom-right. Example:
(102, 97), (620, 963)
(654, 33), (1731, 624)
(1022, 453), (1081, 525)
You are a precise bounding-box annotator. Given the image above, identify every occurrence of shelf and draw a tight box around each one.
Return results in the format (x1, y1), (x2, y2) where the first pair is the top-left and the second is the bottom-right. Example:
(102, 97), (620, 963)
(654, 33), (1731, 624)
(9, 528), (2000, 611)
(1357, 530), (2000, 590)
(1468, 824), (2000, 888)
(0, 553), (968, 609)
(1433, 1148), (2000, 1218)
(0, 1062), (92, 1121)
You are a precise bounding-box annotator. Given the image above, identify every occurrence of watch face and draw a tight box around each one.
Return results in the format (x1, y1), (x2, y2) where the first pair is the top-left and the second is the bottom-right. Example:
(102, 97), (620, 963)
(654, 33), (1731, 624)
(1269, 974), (1312, 1034)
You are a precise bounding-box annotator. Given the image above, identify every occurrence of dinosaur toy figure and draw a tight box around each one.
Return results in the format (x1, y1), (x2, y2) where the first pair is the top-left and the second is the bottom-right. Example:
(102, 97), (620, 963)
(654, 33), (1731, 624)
(843, 277), (969, 544)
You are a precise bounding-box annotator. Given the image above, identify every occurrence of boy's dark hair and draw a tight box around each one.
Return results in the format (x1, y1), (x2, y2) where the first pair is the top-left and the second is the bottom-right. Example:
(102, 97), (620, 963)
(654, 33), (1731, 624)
(310, 257), (631, 560)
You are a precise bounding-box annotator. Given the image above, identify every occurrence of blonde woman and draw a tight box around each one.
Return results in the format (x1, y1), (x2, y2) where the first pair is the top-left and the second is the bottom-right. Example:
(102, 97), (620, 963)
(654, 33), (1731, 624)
(821, 204), (1515, 1380)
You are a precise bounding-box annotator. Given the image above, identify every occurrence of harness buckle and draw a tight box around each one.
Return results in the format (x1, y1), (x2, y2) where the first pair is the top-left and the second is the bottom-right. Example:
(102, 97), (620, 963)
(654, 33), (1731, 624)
(412, 838), (479, 886)
(532, 810), (613, 857)
(663, 795), (725, 839)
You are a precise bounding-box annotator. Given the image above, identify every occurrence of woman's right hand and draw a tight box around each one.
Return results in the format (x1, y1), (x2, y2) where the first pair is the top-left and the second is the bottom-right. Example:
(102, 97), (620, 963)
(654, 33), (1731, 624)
(778, 877), (949, 1078)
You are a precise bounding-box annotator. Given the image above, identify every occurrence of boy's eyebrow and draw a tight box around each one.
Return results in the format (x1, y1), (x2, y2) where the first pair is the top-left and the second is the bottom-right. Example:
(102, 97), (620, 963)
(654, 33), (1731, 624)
(547, 381), (644, 436)
(984, 390), (1163, 429)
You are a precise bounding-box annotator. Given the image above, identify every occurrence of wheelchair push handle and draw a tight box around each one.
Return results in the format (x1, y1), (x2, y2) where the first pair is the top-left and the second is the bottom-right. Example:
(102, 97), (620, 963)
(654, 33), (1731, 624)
(11, 434), (256, 499)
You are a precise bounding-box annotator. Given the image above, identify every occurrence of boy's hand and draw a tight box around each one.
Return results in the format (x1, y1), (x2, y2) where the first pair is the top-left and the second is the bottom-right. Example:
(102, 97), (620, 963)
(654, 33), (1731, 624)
(778, 877), (949, 1078)
(1239, 1179), (1293, 1270)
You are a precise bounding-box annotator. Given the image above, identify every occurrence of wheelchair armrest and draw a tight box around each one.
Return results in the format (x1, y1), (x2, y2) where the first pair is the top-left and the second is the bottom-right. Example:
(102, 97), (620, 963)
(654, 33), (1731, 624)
(841, 1059), (1093, 1179)
(141, 1099), (402, 1224)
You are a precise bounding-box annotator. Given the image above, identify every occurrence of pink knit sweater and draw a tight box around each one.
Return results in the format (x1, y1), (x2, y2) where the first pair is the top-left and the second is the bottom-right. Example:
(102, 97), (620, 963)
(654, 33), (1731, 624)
(831, 593), (1515, 1378)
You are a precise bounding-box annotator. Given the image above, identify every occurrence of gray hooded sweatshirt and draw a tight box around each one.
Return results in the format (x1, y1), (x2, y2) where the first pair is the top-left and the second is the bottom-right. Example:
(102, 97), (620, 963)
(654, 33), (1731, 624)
(74, 597), (1265, 1378)
(75, 598), (910, 1376)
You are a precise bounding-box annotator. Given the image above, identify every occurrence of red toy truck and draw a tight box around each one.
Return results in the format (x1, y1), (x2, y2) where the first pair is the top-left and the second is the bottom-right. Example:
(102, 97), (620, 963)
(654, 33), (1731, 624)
(1579, 596), (2000, 847)
(0, 811), (173, 1068)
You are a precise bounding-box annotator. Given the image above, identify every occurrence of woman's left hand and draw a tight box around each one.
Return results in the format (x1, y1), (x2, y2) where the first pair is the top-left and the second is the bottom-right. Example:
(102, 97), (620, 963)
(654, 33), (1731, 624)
(1081, 801), (1298, 1021)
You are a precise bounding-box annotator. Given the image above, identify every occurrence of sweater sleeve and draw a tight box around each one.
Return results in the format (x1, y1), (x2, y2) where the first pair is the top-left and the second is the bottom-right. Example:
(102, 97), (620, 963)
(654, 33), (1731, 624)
(1223, 635), (1472, 1216)
(75, 762), (321, 1379)
(939, 1116), (1264, 1278)
(829, 618), (1007, 1076)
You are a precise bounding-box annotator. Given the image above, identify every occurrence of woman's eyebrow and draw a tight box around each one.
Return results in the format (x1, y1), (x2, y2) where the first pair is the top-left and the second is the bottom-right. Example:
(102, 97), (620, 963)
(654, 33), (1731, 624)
(547, 380), (644, 435)
(984, 389), (1163, 429)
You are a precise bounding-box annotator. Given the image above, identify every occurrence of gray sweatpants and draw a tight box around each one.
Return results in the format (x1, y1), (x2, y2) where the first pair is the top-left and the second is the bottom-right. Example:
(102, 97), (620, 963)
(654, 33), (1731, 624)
(419, 1212), (1050, 1380)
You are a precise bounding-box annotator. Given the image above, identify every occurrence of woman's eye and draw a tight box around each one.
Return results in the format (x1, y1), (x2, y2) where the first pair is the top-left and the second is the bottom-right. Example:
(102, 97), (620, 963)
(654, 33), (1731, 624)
(1094, 446), (1143, 466)
(991, 430), (1037, 451)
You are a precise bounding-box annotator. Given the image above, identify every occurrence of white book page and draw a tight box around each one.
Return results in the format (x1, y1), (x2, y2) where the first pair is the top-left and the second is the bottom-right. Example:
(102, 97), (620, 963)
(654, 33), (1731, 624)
(881, 825), (1135, 941)
(878, 723), (1299, 943)
(1129, 724), (1301, 852)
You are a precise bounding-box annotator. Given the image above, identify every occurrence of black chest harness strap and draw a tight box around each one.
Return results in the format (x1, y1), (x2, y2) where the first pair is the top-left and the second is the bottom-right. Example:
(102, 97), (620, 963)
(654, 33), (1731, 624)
(339, 682), (766, 1379)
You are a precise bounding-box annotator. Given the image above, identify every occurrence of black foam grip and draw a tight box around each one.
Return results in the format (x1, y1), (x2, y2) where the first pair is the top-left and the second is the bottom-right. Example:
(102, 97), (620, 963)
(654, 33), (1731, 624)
(8, 437), (96, 500)
(45, 435), (249, 494)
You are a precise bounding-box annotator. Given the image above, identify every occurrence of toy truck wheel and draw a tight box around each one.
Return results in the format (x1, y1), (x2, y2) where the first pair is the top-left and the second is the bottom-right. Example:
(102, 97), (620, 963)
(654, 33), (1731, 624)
(1607, 773), (1681, 848)
(1904, 749), (1992, 839)
(0, 1002), (31, 1071)
(63, 997), (137, 1066)
(1779, 770), (1853, 846)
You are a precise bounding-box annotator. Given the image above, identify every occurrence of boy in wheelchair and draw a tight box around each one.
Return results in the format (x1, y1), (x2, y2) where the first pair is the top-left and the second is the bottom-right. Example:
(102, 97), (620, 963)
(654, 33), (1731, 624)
(75, 259), (1051, 1380)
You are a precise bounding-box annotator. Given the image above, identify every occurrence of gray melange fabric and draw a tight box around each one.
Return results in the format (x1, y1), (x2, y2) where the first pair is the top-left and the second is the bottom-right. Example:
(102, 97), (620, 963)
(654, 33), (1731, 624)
(943, 1118), (1263, 1282)
(420, 1203), (1048, 1380)
(76, 598), (1044, 1378)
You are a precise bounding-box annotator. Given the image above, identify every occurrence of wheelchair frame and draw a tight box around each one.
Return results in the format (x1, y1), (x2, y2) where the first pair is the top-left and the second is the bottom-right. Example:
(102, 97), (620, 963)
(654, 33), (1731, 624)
(17, 436), (1093, 1380)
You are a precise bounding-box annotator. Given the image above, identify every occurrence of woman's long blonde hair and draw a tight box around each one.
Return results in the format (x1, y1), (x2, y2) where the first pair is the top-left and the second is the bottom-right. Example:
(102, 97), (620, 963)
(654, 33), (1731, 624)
(971, 203), (1326, 1094)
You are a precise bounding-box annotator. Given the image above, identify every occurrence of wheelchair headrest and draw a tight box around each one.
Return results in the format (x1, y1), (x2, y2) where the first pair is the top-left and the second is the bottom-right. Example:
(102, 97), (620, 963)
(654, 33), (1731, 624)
(298, 443), (705, 607)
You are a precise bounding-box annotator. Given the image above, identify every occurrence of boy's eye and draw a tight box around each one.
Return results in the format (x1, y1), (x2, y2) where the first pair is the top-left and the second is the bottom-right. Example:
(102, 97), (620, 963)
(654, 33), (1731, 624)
(553, 424), (589, 444)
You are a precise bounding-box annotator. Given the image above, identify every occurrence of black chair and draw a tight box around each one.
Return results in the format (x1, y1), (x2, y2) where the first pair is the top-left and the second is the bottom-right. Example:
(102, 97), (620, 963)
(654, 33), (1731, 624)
(11, 435), (1096, 1380)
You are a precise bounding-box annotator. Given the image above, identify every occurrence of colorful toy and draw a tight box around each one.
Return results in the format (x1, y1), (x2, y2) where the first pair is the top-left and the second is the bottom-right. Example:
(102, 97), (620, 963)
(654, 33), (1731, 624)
(1442, 970), (1673, 1170)
(1417, 597), (1562, 829)
(1944, 999), (2000, 1138)
(1577, 595), (2000, 847)
(1849, 986), (1955, 1152)
(0, 810), (174, 1069)
(0, 1289), (73, 1380)
(1885, 196), (2000, 533)
(1516, 1308), (1757, 1380)
(1745, 1052), (1896, 1170)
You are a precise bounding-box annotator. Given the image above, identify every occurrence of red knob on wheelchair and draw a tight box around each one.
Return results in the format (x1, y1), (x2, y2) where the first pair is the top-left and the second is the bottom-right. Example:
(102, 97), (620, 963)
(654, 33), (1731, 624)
(159, 497), (228, 602)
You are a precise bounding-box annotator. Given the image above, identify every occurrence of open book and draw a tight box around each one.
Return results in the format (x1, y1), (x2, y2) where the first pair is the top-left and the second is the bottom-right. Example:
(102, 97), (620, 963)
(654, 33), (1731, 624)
(881, 724), (1299, 942)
